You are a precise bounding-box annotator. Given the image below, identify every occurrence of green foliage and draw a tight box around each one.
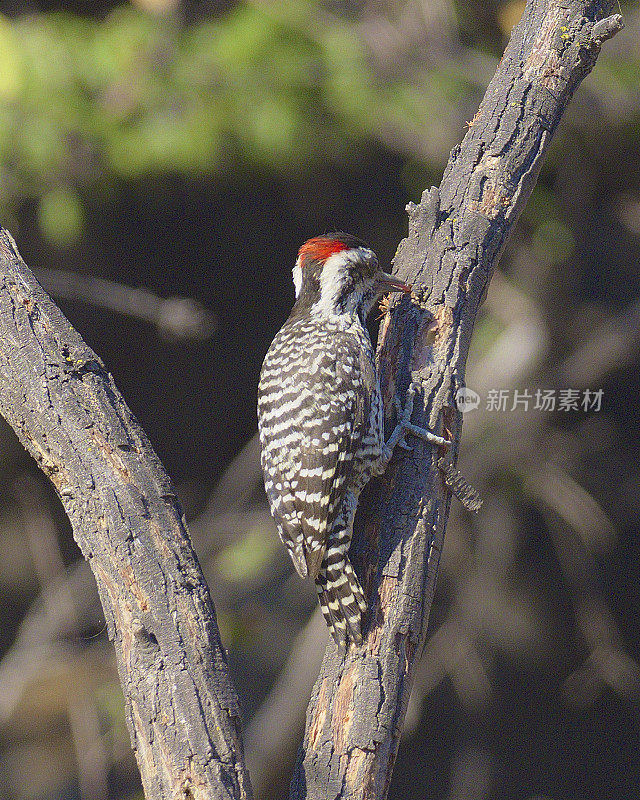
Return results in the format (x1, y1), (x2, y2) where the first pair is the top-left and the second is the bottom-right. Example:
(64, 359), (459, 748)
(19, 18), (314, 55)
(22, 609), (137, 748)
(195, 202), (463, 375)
(0, 3), (482, 243)
(215, 525), (279, 582)
(38, 186), (85, 246)
(0, 2), (638, 245)
(0, 15), (22, 101)
(531, 218), (575, 264)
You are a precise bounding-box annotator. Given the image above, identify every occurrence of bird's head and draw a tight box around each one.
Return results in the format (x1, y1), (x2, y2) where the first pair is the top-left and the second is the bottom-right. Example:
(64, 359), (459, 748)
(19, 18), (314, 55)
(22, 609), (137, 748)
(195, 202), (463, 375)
(291, 233), (411, 321)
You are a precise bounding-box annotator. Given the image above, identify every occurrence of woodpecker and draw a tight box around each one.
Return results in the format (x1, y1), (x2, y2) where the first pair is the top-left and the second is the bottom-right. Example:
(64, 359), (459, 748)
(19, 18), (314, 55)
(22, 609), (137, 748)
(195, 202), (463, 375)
(257, 233), (448, 647)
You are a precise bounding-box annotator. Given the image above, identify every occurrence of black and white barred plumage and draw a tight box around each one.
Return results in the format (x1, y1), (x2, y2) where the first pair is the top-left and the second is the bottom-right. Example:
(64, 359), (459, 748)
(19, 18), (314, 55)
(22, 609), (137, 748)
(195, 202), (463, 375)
(257, 233), (411, 646)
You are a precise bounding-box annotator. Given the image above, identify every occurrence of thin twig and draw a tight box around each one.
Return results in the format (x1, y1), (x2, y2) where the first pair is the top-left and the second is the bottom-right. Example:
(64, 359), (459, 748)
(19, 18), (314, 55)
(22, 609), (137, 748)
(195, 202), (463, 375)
(14, 475), (109, 800)
(34, 267), (216, 341)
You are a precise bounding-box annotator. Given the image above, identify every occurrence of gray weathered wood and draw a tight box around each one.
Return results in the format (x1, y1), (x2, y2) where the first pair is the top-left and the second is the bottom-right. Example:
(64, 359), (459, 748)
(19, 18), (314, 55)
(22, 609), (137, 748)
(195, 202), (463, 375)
(0, 230), (252, 800)
(290, 3), (622, 799)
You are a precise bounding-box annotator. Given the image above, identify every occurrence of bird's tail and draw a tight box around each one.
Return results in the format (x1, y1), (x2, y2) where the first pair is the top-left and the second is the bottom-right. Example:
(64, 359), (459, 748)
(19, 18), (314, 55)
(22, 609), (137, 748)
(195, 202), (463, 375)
(315, 545), (368, 647)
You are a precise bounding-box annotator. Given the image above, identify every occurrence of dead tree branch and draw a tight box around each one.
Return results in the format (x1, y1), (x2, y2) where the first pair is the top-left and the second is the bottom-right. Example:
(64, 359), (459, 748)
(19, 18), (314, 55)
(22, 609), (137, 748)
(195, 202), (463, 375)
(0, 230), (252, 800)
(290, 3), (623, 799)
(33, 267), (216, 341)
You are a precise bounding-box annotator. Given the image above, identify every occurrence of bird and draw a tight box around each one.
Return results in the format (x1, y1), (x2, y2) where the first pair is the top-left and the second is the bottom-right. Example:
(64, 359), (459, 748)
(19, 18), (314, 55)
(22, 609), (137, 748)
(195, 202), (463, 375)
(257, 233), (447, 647)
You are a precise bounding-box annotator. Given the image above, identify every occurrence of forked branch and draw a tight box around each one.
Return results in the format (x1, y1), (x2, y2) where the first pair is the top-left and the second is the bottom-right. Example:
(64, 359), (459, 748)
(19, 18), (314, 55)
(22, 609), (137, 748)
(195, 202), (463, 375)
(0, 2), (622, 799)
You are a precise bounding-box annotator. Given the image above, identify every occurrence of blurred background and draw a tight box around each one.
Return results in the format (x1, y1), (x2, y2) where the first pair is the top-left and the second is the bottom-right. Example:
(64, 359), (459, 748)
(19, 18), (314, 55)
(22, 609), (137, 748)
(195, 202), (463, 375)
(1, 0), (639, 798)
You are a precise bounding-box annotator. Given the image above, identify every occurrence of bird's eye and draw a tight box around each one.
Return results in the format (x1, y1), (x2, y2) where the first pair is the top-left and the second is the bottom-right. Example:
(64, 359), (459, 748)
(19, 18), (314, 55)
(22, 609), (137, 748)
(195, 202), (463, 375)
(355, 266), (369, 281)
(362, 262), (376, 279)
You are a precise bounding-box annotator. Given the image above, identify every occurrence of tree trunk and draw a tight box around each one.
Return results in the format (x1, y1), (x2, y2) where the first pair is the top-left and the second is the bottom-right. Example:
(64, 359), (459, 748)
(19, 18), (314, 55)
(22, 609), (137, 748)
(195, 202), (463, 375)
(289, 3), (622, 799)
(0, 230), (253, 800)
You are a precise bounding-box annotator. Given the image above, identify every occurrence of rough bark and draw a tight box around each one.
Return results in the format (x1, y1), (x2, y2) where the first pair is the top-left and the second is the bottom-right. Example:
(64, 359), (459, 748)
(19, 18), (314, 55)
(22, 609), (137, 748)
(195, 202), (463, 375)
(290, 3), (622, 799)
(0, 230), (252, 800)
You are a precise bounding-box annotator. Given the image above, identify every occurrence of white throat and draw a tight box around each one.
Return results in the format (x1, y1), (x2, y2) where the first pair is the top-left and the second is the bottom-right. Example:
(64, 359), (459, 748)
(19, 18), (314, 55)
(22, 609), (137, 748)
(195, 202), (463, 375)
(292, 256), (303, 298)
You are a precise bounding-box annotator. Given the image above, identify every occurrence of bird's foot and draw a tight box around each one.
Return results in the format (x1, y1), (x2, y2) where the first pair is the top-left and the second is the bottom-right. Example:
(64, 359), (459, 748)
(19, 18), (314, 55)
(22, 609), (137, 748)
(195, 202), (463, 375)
(380, 382), (449, 467)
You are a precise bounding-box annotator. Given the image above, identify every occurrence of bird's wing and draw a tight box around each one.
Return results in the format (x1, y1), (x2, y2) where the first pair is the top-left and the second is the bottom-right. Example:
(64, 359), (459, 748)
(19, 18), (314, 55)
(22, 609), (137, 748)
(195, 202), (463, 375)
(258, 329), (370, 579)
(297, 364), (368, 578)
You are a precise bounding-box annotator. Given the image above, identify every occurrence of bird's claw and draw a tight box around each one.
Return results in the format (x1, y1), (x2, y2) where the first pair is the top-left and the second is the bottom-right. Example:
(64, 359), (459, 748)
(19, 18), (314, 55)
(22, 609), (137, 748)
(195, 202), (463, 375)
(389, 382), (450, 453)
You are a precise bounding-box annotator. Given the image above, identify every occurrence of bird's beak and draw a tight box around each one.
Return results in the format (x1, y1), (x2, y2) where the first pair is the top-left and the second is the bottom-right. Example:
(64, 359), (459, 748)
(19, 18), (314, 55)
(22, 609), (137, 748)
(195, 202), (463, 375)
(375, 271), (412, 293)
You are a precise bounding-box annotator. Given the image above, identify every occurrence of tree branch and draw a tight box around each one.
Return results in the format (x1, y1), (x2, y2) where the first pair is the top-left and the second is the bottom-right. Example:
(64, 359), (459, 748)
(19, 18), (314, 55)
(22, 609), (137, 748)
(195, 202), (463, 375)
(0, 230), (252, 800)
(290, 3), (622, 799)
(33, 267), (216, 341)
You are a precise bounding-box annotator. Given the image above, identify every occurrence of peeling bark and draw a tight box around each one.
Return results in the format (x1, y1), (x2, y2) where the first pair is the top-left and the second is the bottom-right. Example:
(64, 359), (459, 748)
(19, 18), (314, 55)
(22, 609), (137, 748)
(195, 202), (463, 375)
(0, 230), (252, 800)
(290, 3), (622, 799)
